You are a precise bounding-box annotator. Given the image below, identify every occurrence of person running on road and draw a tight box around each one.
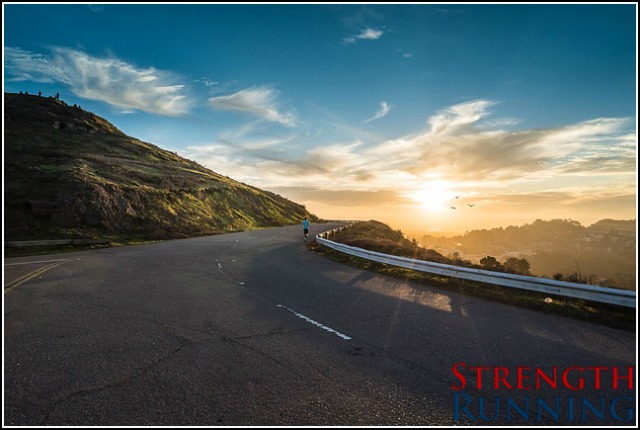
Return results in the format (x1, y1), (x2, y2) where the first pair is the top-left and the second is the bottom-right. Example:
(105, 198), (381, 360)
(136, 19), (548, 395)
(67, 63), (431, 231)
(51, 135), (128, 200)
(302, 217), (310, 241)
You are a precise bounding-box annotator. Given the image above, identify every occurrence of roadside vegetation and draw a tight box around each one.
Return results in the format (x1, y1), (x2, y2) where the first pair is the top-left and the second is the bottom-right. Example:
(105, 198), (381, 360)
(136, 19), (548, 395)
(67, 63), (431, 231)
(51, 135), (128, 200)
(310, 221), (635, 332)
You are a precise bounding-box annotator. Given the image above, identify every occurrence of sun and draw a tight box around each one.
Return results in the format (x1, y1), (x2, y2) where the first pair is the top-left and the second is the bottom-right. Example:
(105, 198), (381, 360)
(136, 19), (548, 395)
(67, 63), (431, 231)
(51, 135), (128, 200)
(408, 181), (456, 213)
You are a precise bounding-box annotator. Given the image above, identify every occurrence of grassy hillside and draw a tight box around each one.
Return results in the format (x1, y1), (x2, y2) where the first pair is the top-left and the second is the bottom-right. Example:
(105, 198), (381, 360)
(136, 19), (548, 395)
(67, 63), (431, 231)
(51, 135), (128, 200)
(4, 92), (317, 243)
(327, 220), (452, 264)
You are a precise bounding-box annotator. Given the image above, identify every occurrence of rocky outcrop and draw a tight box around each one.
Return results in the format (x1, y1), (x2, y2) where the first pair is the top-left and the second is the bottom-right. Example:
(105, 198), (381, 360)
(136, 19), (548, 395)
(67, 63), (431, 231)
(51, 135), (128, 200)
(52, 120), (96, 133)
(51, 183), (138, 231)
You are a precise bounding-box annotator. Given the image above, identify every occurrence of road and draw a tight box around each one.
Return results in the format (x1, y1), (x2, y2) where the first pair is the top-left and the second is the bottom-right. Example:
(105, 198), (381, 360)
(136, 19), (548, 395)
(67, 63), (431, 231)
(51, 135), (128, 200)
(4, 223), (637, 426)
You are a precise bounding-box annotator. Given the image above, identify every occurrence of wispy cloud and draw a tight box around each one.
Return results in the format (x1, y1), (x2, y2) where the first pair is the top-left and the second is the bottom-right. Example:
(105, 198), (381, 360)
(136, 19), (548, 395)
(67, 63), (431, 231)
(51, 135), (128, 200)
(342, 28), (384, 44)
(187, 99), (635, 211)
(403, 101), (634, 182)
(87, 4), (105, 13)
(268, 187), (404, 207)
(427, 99), (497, 135)
(4, 46), (190, 115)
(197, 77), (219, 87)
(359, 28), (383, 40)
(208, 86), (297, 127)
(364, 101), (391, 123)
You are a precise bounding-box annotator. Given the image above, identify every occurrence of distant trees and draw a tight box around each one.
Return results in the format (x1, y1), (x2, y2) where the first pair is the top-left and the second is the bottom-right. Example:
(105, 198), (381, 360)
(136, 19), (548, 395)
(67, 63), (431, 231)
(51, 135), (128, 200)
(503, 257), (531, 275)
(449, 251), (475, 268)
(17, 90), (62, 101)
(423, 218), (592, 255)
(480, 256), (503, 271)
(477, 255), (530, 275)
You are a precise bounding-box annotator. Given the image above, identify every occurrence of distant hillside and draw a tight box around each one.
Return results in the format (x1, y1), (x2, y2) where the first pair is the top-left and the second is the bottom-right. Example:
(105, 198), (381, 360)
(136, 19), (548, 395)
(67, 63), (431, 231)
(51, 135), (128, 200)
(327, 220), (542, 273)
(420, 219), (636, 290)
(4, 92), (317, 242)
(327, 221), (453, 264)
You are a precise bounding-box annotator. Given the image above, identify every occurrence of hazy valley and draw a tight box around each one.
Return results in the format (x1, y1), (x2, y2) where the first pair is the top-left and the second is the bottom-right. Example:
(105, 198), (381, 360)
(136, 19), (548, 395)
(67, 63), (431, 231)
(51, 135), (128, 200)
(417, 219), (636, 290)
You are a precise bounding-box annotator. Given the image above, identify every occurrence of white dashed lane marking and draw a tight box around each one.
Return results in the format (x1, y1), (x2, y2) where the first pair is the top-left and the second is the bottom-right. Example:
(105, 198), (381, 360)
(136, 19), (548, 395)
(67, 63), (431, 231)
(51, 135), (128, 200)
(277, 304), (352, 341)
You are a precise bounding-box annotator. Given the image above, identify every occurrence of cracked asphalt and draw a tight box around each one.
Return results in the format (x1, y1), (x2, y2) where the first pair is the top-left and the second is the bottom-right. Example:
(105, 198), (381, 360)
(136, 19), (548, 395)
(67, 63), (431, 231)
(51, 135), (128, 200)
(3, 223), (637, 426)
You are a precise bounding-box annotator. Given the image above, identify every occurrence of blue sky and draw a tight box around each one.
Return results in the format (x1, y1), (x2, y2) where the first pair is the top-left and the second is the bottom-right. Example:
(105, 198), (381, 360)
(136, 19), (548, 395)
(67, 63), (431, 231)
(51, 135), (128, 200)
(3, 3), (637, 233)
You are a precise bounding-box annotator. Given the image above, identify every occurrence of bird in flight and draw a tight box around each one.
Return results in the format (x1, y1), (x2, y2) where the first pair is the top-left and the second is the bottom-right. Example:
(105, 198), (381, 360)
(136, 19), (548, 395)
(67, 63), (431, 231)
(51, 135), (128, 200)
(450, 206), (457, 210)
(468, 203), (475, 207)
(455, 195), (460, 199)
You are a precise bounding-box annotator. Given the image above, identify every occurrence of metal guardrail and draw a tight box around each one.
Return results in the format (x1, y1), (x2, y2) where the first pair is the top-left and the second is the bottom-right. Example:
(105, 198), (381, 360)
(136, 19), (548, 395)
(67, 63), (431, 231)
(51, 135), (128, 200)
(316, 225), (636, 308)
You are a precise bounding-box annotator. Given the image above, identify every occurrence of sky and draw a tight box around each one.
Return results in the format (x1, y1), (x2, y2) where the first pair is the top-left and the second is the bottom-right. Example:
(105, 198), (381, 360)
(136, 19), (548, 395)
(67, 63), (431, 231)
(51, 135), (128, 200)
(3, 3), (637, 235)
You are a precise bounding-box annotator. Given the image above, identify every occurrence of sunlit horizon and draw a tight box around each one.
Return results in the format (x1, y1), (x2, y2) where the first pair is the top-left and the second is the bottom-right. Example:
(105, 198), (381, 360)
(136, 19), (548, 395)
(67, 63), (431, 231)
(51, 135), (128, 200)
(294, 196), (636, 238)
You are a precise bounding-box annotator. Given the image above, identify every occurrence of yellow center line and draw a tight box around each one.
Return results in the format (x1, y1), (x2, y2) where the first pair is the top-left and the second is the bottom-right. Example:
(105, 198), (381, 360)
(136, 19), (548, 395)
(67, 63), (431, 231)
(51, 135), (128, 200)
(4, 260), (69, 294)
(4, 259), (67, 266)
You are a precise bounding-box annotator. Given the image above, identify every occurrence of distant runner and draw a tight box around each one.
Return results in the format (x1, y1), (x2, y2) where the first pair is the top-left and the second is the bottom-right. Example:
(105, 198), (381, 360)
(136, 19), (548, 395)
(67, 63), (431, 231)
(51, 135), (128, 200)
(302, 217), (310, 241)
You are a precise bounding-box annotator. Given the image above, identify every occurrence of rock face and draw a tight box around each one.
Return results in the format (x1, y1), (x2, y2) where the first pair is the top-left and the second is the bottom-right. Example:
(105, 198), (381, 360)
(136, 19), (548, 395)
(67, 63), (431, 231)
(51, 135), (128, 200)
(51, 183), (138, 230)
(4, 92), (316, 241)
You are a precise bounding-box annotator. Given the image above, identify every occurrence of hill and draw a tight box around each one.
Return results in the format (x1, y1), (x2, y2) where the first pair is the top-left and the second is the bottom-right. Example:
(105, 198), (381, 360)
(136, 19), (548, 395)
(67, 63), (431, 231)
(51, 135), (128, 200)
(326, 220), (536, 274)
(4, 92), (317, 243)
(420, 219), (636, 290)
(327, 221), (452, 264)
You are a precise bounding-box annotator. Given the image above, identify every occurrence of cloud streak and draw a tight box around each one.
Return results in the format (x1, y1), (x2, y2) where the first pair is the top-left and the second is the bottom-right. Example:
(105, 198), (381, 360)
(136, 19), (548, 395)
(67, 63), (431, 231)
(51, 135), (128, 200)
(342, 28), (384, 44)
(364, 101), (391, 123)
(4, 46), (190, 115)
(208, 86), (297, 127)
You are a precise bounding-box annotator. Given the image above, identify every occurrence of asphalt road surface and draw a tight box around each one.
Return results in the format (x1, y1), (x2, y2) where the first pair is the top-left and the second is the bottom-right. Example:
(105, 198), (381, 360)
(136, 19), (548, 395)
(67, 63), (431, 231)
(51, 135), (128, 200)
(4, 223), (637, 426)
